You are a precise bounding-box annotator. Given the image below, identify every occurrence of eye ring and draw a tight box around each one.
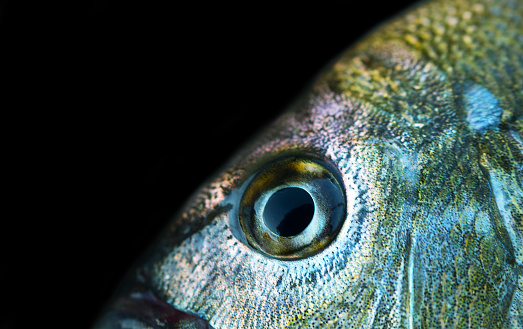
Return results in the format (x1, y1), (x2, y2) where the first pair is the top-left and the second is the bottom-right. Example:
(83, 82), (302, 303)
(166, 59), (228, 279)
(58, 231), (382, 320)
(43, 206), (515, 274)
(239, 156), (346, 259)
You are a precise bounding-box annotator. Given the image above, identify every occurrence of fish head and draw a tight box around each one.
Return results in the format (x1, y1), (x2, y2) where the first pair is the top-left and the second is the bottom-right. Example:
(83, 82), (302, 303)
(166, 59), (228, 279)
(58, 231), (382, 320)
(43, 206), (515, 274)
(94, 0), (523, 327)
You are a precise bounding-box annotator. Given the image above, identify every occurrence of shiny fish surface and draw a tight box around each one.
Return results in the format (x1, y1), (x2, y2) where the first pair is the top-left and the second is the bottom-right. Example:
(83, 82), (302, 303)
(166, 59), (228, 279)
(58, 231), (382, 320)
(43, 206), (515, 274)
(94, 0), (523, 327)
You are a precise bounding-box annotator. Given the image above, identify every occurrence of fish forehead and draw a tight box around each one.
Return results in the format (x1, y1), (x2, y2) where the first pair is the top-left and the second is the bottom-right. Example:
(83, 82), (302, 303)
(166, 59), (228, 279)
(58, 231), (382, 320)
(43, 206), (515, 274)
(147, 0), (522, 328)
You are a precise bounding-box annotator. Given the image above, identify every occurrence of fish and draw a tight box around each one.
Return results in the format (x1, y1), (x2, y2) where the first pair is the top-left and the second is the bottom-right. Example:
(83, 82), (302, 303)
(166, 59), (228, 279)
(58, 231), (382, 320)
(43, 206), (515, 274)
(93, 0), (523, 327)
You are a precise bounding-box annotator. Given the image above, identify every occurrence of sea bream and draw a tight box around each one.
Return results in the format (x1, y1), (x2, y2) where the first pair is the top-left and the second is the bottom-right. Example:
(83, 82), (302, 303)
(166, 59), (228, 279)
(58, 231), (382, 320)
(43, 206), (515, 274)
(94, 0), (523, 327)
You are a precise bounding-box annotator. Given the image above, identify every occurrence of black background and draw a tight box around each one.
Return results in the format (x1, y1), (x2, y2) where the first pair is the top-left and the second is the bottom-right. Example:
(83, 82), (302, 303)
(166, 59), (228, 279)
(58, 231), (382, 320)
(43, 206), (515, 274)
(2, 0), (419, 328)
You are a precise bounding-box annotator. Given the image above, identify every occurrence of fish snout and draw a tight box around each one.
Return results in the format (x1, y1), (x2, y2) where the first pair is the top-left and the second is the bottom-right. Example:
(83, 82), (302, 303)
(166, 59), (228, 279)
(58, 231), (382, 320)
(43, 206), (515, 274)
(93, 272), (212, 329)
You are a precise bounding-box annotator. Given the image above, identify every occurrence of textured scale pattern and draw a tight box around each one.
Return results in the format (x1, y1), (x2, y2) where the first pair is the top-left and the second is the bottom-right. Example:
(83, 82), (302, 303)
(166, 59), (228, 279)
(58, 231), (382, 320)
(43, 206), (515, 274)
(94, 0), (523, 327)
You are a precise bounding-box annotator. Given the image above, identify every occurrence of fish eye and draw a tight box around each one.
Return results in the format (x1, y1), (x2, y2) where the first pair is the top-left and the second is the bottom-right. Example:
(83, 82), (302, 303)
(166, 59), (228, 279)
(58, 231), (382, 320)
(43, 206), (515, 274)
(238, 156), (346, 259)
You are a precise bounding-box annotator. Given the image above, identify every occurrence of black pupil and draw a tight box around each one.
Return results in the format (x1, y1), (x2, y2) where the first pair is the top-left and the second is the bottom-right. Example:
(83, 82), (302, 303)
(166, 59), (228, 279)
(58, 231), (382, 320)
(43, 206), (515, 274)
(263, 187), (315, 237)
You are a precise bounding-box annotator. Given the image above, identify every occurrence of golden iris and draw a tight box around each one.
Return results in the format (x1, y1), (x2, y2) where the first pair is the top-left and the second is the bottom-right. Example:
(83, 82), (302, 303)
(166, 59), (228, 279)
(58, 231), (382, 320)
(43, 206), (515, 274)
(239, 156), (346, 259)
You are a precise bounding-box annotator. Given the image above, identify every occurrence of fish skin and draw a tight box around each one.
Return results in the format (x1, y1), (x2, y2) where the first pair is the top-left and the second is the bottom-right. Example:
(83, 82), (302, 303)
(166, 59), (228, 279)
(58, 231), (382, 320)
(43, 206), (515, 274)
(94, 0), (523, 327)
